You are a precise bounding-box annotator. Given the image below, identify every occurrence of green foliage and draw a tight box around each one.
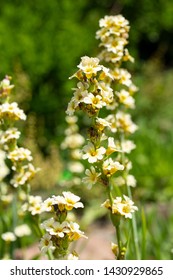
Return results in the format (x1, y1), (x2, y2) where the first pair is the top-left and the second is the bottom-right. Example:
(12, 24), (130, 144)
(131, 61), (173, 202)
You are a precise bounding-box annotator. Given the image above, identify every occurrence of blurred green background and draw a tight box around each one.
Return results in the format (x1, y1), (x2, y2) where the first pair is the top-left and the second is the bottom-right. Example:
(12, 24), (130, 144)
(0, 0), (173, 259)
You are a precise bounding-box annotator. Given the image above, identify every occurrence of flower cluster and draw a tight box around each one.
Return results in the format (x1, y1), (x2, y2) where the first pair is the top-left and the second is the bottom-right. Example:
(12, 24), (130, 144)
(102, 195), (138, 219)
(96, 14), (138, 195)
(66, 56), (125, 187)
(39, 191), (86, 259)
(66, 14), (138, 259)
(0, 76), (39, 189)
(96, 15), (133, 65)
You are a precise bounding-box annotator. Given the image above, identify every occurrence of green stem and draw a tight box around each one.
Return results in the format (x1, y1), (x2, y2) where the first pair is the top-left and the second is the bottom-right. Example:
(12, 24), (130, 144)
(127, 186), (140, 259)
(107, 183), (122, 259)
(119, 133), (140, 259)
(116, 224), (121, 260)
(47, 249), (54, 260)
(11, 192), (17, 259)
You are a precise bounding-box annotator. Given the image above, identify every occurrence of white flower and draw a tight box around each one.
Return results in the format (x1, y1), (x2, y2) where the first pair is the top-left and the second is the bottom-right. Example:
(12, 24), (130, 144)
(41, 217), (55, 230)
(77, 56), (102, 78)
(106, 137), (122, 156)
(115, 195), (138, 219)
(1, 232), (16, 242)
(47, 221), (69, 237)
(62, 191), (84, 210)
(8, 147), (33, 162)
(28, 195), (43, 215)
(66, 98), (76, 116)
(65, 115), (78, 124)
(0, 128), (21, 145)
(61, 133), (85, 149)
(83, 166), (101, 188)
(116, 89), (135, 108)
(82, 142), (106, 163)
(116, 111), (138, 134)
(0, 102), (26, 121)
(67, 161), (84, 173)
(1, 194), (13, 204)
(39, 233), (55, 254)
(102, 158), (124, 176)
(42, 197), (55, 212)
(126, 174), (137, 188)
(120, 140), (136, 153)
(83, 93), (106, 109)
(97, 81), (113, 104)
(10, 163), (39, 188)
(67, 222), (87, 241)
(0, 150), (9, 180)
(96, 117), (111, 131)
(105, 114), (117, 133)
(14, 224), (31, 237)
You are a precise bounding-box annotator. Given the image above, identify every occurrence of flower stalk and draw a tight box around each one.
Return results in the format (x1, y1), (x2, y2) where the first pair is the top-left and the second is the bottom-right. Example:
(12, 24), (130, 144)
(66, 14), (139, 259)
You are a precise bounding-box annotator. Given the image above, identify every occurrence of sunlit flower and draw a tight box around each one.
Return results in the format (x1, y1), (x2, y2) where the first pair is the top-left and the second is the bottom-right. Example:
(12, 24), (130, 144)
(96, 117), (111, 131)
(42, 197), (55, 212)
(8, 147), (33, 162)
(0, 128), (21, 146)
(83, 93), (106, 109)
(83, 166), (101, 188)
(82, 142), (106, 163)
(47, 221), (69, 237)
(62, 191), (84, 211)
(103, 196), (138, 219)
(51, 195), (66, 211)
(0, 102), (26, 121)
(106, 137), (121, 156)
(115, 195), (138, 218)
(77, 56), (102, 79)
(67, 222), (87, 241)
(102, 158), (124, 176)
(97, 81), (113, 104)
